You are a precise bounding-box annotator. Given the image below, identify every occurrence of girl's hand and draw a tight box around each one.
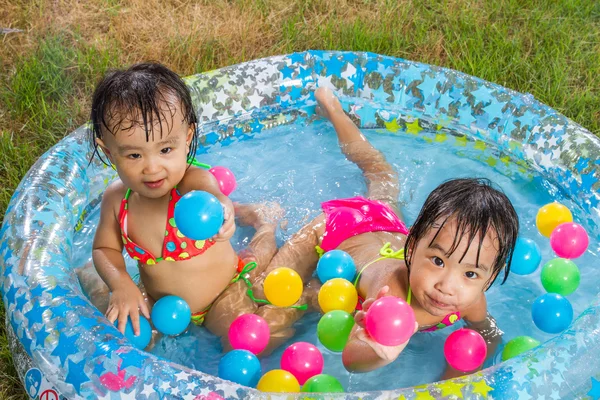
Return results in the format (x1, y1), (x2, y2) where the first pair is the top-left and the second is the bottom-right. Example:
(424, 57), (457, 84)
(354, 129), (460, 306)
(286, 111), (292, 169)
(213, 202), (236, 242)
(352, 286), (418, 361)
(106, 279), (150, 336)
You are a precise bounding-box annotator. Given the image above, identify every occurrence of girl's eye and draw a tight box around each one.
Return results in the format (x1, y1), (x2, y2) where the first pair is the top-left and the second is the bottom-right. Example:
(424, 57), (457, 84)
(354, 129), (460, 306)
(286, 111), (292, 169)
(161, 147), (172, 154)
(432, 256), (444, 267)
(465, 271), (478, 279)
(128, 153), (141, 159)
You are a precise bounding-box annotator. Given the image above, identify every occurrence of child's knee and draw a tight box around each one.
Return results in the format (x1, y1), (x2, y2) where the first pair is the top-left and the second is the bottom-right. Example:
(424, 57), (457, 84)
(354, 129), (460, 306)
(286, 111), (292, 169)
(204, 282), (258, 337)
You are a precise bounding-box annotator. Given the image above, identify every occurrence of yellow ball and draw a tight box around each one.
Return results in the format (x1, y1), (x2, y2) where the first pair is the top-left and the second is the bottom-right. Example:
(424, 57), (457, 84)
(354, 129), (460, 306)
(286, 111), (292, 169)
(318, 278), (358, 314)
(264, 267), (303, 307)
(257, 369), (300, 392)
(536, 202), (573, 237)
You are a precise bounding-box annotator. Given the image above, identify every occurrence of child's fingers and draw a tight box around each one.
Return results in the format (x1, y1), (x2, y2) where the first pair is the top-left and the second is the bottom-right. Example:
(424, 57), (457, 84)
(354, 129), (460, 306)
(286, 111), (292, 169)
(354, 310), (366, 327)
(116, 309), (129, 334)
(106, 306), (118, 324)
(139, 299), (150, 320)
(129, 309), (141, 337)
(376, 286), (390, 299)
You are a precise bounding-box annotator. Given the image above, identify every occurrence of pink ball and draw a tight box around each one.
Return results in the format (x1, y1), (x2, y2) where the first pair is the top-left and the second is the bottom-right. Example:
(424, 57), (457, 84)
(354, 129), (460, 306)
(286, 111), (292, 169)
(228, 314), (270, 355)
(209, 166), (237, 196)
(444, 329), (487, 372)
(280, 342), (324, 385)
(364, 296), (416, 346)
(550, 222), (589, 259)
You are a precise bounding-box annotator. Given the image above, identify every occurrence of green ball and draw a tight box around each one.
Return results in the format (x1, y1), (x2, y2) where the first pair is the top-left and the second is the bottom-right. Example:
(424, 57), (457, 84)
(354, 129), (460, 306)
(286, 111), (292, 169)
(317, 310), (354, 352)
(540, 258), (581, 296)
(301, 374), (344, 393)
(501, 336), (541, 361)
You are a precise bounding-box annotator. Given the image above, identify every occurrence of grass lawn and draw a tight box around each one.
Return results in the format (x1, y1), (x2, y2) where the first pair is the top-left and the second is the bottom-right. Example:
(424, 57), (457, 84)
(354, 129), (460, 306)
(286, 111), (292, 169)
(0, 0), (598, 397)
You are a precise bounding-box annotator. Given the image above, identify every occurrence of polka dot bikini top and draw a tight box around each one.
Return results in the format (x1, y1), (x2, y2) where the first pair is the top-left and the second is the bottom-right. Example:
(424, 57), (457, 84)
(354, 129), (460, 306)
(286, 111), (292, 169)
(118, 188), (215, 265)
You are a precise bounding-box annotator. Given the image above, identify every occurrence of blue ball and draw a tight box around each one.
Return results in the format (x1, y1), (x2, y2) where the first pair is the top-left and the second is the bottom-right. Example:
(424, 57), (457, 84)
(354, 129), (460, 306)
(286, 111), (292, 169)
(116, 315), (152, 350)
(174, 191), (224, 240)
(531, 293), (573, 334)
(218, 349), (262, 388)
(151, 295), (191, 336)
(317, 250), (356, 283)
(511, 237), (542, 275)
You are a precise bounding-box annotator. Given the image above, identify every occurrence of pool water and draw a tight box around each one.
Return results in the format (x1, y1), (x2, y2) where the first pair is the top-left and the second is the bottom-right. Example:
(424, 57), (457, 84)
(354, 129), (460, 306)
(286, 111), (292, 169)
(72, 120), (600, 391)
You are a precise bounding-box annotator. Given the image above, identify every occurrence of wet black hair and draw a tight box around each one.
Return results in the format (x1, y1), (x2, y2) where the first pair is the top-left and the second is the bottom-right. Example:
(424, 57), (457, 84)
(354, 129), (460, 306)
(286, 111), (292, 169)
(404, 178), (519, 287)
(89, 62), (198, 165)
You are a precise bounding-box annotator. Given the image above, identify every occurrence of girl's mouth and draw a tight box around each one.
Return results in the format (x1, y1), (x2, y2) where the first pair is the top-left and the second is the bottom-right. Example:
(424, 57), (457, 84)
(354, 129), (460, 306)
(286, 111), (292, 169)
(144, 179), (165, 189)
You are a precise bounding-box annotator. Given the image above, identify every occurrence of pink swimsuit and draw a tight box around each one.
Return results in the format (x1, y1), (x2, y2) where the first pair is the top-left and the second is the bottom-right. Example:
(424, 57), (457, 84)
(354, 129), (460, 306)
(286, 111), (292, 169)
(320, 196), (409, 252)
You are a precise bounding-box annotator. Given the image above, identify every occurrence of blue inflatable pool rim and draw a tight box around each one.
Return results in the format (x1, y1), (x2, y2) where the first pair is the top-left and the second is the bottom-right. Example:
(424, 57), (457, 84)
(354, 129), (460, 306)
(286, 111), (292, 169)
(2, 50), (600, 399)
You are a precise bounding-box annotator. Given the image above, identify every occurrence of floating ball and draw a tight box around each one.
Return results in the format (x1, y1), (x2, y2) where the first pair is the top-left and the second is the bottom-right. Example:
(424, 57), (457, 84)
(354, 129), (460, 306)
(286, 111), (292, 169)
(511, 237), (542, 275)
(209, 166), (237, 196)
(174, 190), (224, 240)
(318, 278), (358, 314)
(540, 258), (581, 296)
(444, 329), (487, 372)
(301, 374), (344, 393)
(264, 267), (303, 307)
(316, 310), (355, 352)
(531, 293), (573, 334)
(218, 349), (261, 388)
(316, 250), (356, 283)
(550, 222), (589, 259)
(364, 296), (416, 346)
(151, 295), (191, 336)
(501, 336), (541, 361)
(280, 342), (324, 385)
(536, 202), (573, 237)
(228, 314), (270, 355)
(116, 316), (152, 350)
(256, 369), (300, 393)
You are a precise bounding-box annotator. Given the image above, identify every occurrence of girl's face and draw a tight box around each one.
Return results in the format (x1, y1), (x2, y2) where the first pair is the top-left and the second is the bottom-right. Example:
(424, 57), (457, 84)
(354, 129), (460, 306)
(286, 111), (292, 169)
(96, 99), (194, 199)
(408, 217), (499, 317)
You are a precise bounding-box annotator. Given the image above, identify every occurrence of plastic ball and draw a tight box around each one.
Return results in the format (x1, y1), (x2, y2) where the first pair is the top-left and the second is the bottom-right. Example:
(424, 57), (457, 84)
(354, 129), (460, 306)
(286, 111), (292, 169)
(511, 237), (542, 275)
(444, 328), (487, 372)
(280, 342), (324, 385)
(540, 258), (581, 296)
(318, 278), (358, 314)
(301, 374), (344, 393)
(218, 349), (262, 388)
(228, 314), (270, 355)
(150, 295), (191, 336)
(174, 190), (224, 240)
(209, 166), (237, 196)
(316, 310), (355, 352)
(264, 267), (303, 307)
(256, 369), (300, 393)
(501, 336), (540, 361)
(531, 293), (573, 334)
(364, 296), (416, 346)
(550, 222), (589, 259)
(536, 202), (573, 237)
(116, 316), (152, 350)
(316, 250), (356, 283)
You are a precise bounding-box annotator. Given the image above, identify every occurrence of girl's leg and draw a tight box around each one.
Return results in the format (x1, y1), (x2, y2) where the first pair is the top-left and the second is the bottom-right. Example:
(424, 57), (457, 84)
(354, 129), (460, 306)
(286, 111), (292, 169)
(315, 87), (402, 217)
(204, 202), (283, 338)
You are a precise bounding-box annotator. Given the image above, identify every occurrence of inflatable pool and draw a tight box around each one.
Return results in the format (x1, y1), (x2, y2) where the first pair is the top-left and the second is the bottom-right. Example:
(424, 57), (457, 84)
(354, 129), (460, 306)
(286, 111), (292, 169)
(2, 51), (599, 399)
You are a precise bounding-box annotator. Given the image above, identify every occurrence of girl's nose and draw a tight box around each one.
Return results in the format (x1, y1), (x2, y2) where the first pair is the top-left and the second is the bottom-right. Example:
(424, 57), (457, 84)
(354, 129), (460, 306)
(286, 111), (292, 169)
(142, 156), (162, 175)
(434, 272), (458, 296)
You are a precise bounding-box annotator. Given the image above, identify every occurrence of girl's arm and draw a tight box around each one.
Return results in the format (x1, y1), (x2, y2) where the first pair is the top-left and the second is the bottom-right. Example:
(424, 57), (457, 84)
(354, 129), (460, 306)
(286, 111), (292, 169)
(92, 183), (150, 335)
(180, 167), (236, 241)
(441, 294), (502, 379)
(342, 286), (418, 373)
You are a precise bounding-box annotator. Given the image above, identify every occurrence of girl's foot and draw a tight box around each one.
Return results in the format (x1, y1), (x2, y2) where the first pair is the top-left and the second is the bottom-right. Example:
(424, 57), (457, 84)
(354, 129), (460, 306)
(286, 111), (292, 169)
(315, 87), (344, 121)
(234, 202), (285, 229)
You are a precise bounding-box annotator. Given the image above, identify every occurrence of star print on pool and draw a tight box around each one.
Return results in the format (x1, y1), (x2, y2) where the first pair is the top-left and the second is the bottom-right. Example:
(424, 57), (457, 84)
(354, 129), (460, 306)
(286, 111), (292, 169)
(588, 377), (600, 400)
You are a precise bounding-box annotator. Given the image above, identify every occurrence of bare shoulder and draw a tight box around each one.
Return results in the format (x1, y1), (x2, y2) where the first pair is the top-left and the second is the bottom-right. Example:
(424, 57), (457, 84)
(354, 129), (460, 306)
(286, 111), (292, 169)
(178, 166), (220, 195)
(101, 180), (128, 216)
(461, 293), (488, 323)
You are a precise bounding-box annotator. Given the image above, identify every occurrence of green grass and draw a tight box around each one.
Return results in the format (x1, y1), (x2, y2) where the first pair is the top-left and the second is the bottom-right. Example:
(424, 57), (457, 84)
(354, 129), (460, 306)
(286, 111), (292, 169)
(0, 0), (599, 396)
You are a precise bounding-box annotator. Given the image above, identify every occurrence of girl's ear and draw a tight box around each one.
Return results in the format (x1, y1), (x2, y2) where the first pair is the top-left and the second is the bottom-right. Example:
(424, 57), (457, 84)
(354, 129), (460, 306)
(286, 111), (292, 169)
(95, 137), (114, 164)
(186, 123), (195, 148)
